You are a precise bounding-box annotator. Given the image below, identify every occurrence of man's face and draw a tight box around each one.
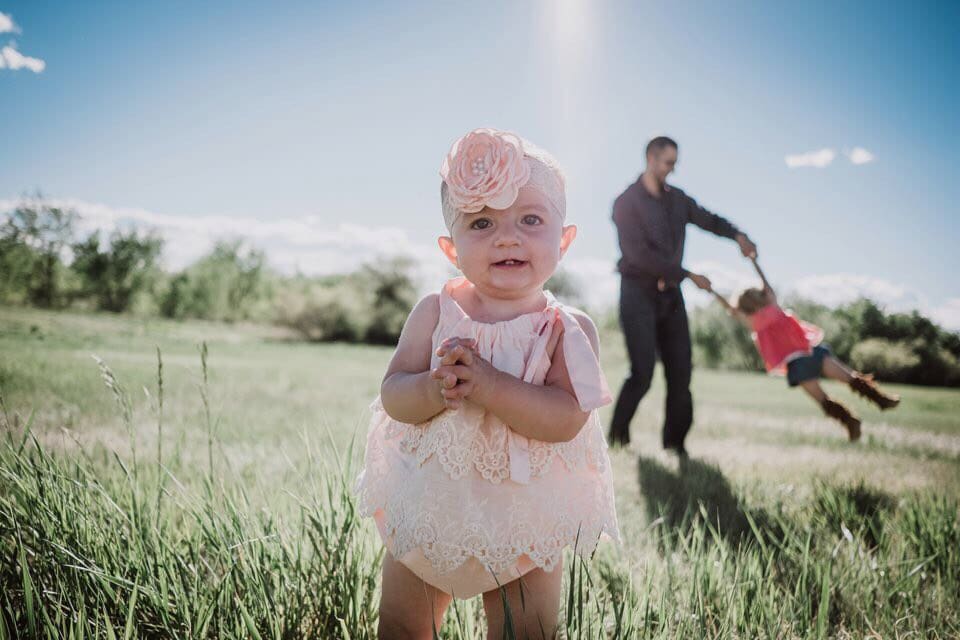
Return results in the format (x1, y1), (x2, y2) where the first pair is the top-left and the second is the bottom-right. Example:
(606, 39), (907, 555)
(647, 146), (678, 183)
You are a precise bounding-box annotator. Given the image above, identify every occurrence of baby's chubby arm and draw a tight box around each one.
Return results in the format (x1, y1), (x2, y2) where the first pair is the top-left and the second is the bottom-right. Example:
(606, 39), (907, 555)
(380, 294), (463, 425)
(432, 311), (599, 443)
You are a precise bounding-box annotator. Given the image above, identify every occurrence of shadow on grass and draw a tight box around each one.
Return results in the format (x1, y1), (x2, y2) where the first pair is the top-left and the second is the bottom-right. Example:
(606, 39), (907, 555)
(637, 454), (785, 547)
(811, 480), (898, 550)
(637, 454), (901, 558)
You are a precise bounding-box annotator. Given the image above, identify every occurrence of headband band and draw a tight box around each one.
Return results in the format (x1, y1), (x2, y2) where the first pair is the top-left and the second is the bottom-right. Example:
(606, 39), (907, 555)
(440, 128), (566, 232)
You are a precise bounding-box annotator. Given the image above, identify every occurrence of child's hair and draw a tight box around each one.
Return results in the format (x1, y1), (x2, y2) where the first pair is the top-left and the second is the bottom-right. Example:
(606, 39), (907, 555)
(439, 129), (566, 233)
(735, 287), (768, 314)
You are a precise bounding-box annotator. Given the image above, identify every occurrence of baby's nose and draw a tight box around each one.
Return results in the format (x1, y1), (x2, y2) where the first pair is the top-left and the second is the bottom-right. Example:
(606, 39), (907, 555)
(494, 230), (521, 247)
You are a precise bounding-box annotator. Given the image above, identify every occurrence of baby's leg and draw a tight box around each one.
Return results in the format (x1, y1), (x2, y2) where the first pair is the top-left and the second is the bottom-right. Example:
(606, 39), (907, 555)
(379, 553), (452, 640)
(482, 564), (562, 640)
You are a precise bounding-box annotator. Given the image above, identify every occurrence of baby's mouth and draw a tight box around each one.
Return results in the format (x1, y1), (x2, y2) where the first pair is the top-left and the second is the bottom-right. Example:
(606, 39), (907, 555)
(492, 259), (528, 268)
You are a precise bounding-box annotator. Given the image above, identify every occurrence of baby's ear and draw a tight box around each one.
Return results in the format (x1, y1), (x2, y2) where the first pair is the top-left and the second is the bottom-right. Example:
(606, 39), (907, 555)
(437, 236), (459, 268)
(559, 225), (578, 258)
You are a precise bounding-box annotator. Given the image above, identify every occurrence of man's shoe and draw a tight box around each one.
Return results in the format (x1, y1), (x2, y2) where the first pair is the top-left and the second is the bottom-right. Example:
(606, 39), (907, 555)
(608, 433), (630, 448)
(664, 443), (689, 460)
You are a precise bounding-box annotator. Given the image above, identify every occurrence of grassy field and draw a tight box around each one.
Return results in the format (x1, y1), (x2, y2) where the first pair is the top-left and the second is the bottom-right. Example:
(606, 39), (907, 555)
(1, 304), (959, 638)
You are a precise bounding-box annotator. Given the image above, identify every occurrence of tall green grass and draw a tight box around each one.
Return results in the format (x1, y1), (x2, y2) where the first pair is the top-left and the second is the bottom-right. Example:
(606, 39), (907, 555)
(1, 348), (958, 638)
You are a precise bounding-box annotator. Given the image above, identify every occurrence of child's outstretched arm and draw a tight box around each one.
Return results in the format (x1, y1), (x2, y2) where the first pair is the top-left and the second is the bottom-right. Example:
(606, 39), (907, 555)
(709, 287), (752, 328)
(751, 257), (778, 303)
(709, 287), (740, 317)
(431, 312), (599, 443)
(380, 294), (449, 425)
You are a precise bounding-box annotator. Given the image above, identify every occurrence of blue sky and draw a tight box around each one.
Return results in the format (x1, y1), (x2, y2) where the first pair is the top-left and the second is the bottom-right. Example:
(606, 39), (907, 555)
(2, 1), (958, 325)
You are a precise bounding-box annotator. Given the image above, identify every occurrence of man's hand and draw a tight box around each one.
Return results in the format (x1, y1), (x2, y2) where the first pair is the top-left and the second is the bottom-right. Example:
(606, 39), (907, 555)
(735, 233), (757, 259)
(687, 272), (712, 291)
(431, 337), (498, 410)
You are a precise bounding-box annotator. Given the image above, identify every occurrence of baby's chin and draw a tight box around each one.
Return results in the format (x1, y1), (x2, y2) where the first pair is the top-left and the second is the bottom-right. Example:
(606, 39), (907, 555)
(471, 271), (553, 295)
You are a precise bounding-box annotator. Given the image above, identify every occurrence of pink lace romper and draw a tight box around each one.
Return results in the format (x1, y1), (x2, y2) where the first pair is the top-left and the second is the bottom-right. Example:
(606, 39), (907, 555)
(355, 277), (620, 598)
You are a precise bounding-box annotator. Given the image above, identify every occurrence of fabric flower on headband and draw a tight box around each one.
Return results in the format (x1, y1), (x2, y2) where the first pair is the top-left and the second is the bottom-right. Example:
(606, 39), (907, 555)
(440, 128), (531, 214)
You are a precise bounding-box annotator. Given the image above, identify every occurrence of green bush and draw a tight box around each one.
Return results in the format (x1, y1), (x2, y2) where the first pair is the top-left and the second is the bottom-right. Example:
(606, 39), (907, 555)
(850, 338), (922, 384)
(689, 302), (764, 371)
(275, 257), (419, 345)
(277, 282), (370, 343)
(160, 240), (268, 322)
(0, 198), (76, 308)
(358, 257), (419, 345)
(71, 229), (163, 313)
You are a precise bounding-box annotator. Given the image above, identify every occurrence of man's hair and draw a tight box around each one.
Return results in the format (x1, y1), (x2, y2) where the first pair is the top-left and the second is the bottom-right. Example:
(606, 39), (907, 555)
(645, 136), (678, 158)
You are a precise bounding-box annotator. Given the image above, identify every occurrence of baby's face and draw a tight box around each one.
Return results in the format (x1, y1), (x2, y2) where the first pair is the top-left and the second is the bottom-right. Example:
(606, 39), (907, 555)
(444, 184), (572, 299)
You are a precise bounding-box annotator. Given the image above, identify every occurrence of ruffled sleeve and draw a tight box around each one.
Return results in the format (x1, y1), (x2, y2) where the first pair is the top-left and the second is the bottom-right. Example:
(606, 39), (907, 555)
(509, 304), (613, 484)
(553, 307), (613, 412)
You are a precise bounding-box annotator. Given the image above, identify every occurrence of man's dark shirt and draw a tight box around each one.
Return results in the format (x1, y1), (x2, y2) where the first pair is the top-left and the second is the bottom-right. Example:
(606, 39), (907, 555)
(613, 177), (740, 288)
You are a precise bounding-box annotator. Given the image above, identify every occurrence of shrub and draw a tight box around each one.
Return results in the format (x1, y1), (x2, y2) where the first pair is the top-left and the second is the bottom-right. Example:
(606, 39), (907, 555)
(689, 302), (764, 371)
(358, 257), (419, 345)
(71, 229), (163, 312)
(850, 338), (922, 384)
(160, 240), (268, 321)
(275, 280), (370, 343)
(0, 197), (76, 308)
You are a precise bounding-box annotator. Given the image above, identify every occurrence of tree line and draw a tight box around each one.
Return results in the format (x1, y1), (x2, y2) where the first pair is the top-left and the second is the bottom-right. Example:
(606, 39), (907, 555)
(0, 198), (418, 344)
(3, 198), (957, 386)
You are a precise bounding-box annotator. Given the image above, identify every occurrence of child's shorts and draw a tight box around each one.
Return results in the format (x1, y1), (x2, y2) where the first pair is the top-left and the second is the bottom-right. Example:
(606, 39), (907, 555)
(786, 343), (832, 387)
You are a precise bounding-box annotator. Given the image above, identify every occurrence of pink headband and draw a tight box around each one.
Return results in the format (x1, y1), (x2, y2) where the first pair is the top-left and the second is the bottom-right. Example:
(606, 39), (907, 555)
(439, 128), (566, 232)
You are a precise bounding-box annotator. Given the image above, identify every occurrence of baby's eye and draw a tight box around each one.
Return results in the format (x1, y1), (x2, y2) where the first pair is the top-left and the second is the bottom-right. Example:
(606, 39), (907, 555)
(521, 214), (542, 225)
(470, 218), (492, 230)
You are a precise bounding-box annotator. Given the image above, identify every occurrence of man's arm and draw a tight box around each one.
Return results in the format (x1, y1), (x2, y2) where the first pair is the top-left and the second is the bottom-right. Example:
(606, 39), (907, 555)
(613, 197), (687, 283)
(683, 193), (758, 258)
(684, 193), (740, 239)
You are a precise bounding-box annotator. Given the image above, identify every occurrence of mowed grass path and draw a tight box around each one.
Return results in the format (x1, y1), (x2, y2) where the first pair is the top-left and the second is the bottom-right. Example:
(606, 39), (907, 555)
(2, 304), (960, 637)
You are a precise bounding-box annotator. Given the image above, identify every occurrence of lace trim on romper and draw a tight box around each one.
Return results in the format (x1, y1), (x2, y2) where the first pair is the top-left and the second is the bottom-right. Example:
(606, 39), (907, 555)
(354, 277), (620, 597)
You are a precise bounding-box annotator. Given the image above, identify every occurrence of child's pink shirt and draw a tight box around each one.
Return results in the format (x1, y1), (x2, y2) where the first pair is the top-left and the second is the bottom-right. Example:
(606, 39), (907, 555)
(750, 304), (825, 373)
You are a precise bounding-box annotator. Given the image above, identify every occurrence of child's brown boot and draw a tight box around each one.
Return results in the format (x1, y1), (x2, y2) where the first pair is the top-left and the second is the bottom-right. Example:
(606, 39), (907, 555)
(849, 373), (900, 410)
(821, 398), (862, 441)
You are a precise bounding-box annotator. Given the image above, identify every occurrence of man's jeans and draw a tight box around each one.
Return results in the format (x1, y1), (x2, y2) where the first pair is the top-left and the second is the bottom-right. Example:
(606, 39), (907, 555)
(608, 277), (693, 448)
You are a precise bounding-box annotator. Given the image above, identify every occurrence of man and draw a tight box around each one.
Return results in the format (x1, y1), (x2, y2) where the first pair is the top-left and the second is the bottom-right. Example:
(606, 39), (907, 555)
(609, 136), (757, 454)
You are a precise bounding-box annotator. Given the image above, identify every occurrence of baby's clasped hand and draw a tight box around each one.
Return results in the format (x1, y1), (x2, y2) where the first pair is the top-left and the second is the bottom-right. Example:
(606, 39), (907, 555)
(431, 337), (499, 410)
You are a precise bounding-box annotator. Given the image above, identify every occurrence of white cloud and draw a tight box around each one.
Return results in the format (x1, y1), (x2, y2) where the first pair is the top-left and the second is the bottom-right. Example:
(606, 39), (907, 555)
(846, 147), (875, 165)
(0, 42), (45, 73)
(790, 273), (922, 310)
(785, 148), (836, 169)
(929, 298), (960, 332)
(0, 197), (436, 280)
(0, 12), (18, 34)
